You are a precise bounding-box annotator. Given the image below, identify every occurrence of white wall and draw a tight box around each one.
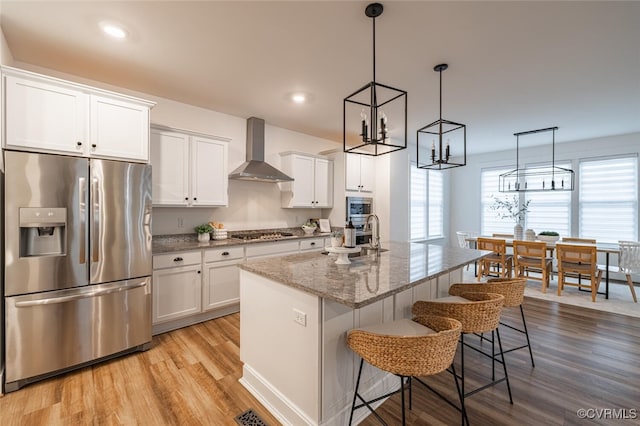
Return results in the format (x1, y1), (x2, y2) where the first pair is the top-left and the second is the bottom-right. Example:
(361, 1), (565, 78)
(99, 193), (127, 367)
(11, 61), (339, 234)
(448, 132), (640, 246)
(0, 26), (14, 66)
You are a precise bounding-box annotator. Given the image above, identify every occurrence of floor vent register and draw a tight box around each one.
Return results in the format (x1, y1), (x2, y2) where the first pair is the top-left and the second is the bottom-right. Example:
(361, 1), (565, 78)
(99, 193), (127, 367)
(234, 408), (269, 426)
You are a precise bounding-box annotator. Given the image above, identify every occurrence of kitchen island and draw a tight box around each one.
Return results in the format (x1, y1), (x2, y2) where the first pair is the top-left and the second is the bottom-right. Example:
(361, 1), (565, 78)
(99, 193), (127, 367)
(238, 241), (486, 426)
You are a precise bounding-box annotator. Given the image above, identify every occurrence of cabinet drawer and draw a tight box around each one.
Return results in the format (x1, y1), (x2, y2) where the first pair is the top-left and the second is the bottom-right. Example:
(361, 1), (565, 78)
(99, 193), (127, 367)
(245, 241), (300, 258)
(204, 246), (245, 263)
(300, 238), (325, 251)
(153, 251), (201, 269)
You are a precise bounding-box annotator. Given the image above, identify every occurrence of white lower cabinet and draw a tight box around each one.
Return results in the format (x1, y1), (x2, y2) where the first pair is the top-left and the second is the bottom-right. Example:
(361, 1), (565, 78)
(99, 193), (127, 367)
(152, 251), (202, 324)
(202, 247), (244, 311)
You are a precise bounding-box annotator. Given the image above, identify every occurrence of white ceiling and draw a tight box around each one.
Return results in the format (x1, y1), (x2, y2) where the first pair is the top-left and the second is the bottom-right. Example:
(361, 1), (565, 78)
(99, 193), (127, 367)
(1, 0), (639, 154)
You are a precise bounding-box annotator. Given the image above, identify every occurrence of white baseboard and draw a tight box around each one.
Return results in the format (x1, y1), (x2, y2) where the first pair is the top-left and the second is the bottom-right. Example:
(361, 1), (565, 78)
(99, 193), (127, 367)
(240, 364), (399, 426)
(240, 364), (317, 426)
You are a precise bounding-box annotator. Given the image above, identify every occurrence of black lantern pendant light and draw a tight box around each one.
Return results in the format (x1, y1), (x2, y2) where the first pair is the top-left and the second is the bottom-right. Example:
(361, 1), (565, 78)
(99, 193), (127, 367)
(343, 3), (407, 156)
(499, 126), (574, 192)
(417, 64), (466, 170)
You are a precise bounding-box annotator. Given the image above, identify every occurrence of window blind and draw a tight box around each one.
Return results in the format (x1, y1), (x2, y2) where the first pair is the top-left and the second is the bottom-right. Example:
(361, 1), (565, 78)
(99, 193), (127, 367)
(579, 156), (638, 243)
(481, 167), (515, 235)
(428, 170), (444, 238)
(410, 166), (427, 240)
(410, 166), (444, 240)
(524, 162), (571, 237)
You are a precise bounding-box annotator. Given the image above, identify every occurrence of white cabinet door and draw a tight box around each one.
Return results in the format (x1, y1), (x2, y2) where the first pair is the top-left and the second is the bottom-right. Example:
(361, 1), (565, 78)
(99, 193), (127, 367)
(314, 158), (333, 207)
(4, 74), (86, 155)
(280, 152), (333, 208)
(202, 260), (241, 311)
(345, 153), (362, 192)
(152, 264), (202, 324)
(191, 136), (228, 206)
(292, 154), (315, 207)
(345, 153), (375, 193)
(150, 129), (190, 206)
(89, 95), (150, 162)
(358, 156), (375, 193)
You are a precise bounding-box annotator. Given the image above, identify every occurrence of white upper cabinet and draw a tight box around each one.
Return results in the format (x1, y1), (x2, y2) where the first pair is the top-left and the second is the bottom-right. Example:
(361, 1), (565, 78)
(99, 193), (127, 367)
(2, 67), (154, 162)
(4, 73), (87, 155)
(191, 136), (228, 206)
(150, 129), (190, 206)
(150, 126), (229, 207)
(345, 153), (375, 193)
(280, 152), (333, 208)
(89, 95), (150, 162)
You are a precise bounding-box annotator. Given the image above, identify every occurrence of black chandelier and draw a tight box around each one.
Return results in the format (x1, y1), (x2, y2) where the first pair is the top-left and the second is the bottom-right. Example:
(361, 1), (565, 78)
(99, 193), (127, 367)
(499, 126), (575, 192)
(343, 3), (407, 156)
(417, 64), (466, 170)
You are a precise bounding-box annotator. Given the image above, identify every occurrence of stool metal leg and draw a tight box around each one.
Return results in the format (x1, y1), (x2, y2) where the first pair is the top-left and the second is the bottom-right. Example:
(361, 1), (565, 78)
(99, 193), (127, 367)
(349, 359), (364, 426)
(400, 376), (406, 426)
(521, 305), (535, 367)
(495, 328), (514, 404)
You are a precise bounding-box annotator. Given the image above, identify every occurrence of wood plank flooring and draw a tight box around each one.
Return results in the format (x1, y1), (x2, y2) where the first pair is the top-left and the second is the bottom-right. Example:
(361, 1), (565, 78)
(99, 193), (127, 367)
(1, 297), (639, 425)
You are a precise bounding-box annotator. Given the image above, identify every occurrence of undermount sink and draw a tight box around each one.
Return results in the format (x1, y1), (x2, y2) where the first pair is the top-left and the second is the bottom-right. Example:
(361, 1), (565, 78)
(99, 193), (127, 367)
(322, 247), (389, 258)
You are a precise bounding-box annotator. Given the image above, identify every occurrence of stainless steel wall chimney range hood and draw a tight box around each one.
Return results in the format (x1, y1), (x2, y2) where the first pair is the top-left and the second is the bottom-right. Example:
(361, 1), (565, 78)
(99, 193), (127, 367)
(228, 117), (294, 182)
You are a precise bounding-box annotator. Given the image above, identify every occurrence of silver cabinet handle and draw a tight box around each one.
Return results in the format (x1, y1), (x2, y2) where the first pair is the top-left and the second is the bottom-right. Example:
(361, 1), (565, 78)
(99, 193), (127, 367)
(15, 281), (148, 307)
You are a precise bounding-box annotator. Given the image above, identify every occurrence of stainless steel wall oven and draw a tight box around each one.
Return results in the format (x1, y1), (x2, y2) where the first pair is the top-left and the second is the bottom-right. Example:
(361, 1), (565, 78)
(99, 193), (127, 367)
(346, 196), (374, 245)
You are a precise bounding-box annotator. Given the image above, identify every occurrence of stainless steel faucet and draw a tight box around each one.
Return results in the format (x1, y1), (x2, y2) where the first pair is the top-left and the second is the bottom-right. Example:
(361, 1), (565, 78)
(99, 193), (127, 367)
(366, 214), (381, 250)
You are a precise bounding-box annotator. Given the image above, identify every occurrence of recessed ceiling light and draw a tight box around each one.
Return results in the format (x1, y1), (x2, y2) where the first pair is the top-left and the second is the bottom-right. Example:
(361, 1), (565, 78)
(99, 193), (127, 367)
(292, 94), (306, 104)
(100, 21), (127, 40)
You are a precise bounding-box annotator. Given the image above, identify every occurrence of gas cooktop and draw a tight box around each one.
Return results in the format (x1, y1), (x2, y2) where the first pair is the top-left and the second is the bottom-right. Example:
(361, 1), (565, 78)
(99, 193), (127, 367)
(229, 232), (296, 241)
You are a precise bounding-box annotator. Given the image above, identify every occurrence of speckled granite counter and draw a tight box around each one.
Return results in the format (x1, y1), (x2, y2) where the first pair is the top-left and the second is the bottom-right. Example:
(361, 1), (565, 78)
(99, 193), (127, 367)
(239, 240), (487, 309)
(152, 230), (331, 254)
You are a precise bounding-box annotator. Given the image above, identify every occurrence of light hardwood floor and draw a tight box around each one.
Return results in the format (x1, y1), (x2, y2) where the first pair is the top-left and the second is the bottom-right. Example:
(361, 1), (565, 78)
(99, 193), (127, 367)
(1, 298), (639, 425)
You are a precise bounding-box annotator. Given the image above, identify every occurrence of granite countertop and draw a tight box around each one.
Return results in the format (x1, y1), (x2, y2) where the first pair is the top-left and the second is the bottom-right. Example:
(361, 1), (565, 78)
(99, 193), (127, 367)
(152, 229), (333, 254)
(239, 241), (488, 309)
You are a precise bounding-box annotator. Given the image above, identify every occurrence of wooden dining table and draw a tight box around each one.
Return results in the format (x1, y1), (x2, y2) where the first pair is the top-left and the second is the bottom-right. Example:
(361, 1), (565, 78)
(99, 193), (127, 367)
(466, 236), (620, 299)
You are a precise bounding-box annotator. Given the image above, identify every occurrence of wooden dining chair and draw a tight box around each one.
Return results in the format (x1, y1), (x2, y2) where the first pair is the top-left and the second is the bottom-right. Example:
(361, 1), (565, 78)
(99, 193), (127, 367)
(477, 238), (513, 281)
(556, 243), (602, 302)
(513, 241), (553, 292)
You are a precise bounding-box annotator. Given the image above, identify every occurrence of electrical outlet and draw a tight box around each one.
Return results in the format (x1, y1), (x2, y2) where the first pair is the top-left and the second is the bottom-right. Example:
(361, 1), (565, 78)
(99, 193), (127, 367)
(293, 309), (307, 327)
(177, 217), (184, 229)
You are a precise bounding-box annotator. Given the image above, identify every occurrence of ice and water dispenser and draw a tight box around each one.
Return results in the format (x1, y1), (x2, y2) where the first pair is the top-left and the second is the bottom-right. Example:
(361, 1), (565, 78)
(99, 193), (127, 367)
(19, 207), (67, 257)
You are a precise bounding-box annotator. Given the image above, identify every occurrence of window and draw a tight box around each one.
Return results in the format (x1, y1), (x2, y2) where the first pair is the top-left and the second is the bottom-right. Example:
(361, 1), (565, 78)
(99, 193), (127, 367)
(524, 162), (572, 237)
(428, 171), (444, 238)
(579, 156), (638, 243)
(410, 166), (444, 240)
(481, 167), (515, 235)
(482, 164), (572, 236)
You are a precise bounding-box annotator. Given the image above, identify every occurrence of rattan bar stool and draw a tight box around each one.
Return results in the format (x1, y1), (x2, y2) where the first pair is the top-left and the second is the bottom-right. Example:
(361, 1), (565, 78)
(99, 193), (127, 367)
(449, 277), (534, 368)
(412, 292), (511, 421)
(347, 315), (462, 426)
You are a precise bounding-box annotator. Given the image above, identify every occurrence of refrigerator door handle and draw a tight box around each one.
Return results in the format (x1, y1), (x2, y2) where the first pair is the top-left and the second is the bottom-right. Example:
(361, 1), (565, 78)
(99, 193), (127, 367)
(79, 176), (86, 264)
(91, 176), (100, 262)
(13, 280), (148, 307)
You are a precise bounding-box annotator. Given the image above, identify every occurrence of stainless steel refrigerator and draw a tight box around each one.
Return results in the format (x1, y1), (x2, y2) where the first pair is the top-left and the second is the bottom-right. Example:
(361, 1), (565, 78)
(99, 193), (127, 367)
(3, 150), (152, 392)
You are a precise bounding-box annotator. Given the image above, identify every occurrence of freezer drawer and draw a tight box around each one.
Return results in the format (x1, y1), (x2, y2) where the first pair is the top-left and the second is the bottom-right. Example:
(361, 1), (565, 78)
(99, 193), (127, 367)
(4, 277), (152, 390)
